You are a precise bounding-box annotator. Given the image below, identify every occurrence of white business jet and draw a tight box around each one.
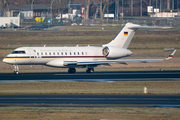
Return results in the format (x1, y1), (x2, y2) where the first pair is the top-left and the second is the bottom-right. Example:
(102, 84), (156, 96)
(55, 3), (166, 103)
(3, 23), (176, 74)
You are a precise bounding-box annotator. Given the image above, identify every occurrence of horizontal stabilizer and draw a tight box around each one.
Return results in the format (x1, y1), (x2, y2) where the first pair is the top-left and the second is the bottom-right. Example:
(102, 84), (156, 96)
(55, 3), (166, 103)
(129, 26), (172, 29)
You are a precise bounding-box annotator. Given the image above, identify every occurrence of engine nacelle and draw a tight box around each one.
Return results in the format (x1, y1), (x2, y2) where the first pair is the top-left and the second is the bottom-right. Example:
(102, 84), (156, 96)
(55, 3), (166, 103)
(102, 46), (133, 59)
(46, 60), (64, 67)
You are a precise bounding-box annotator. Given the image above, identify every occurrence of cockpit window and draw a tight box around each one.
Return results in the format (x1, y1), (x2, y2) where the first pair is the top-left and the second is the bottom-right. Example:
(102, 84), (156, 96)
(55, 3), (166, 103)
(11, 51), (26, 54)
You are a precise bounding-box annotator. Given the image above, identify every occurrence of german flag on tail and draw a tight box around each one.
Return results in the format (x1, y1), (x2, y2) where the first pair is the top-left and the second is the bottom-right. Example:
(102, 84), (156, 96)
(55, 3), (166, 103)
(124, 32), (128, 36)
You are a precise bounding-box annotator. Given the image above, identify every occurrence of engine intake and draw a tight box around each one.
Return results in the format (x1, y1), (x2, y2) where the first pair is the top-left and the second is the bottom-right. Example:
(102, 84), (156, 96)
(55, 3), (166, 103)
(102, 46), (109, 57)
(102, 46), (132, 59)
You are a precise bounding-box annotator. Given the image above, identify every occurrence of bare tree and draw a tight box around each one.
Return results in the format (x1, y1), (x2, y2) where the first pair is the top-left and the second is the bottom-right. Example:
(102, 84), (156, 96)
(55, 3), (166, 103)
(53, 0), (68, 16)
(0, 0), (8, 16)
(85, 0), (90, 19)
(0, 0), (31, 16)
(99, 0), (111, 22)
(100, 0), (103, 20)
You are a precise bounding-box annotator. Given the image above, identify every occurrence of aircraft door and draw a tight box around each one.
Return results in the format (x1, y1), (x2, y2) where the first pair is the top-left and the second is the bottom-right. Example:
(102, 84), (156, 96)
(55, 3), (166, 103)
(36, 51), (41, 64)
(37, 52), (41, 59)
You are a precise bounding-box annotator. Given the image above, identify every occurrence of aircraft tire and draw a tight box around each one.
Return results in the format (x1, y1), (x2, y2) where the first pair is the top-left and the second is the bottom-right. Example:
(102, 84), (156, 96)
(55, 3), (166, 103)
(14, 71), (18, 75)
(68, 68), (76, 73)
(86, 68), (94, 73)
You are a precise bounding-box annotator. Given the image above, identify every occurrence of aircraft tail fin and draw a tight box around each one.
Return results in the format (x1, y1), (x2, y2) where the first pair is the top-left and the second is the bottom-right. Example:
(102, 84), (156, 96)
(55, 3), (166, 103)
(103, 23), (171, 48)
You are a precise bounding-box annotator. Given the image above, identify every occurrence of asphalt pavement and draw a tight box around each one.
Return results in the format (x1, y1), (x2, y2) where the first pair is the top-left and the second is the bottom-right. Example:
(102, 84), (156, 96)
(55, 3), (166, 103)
(0, 94), (179, 107)
(0, 70), (180, 83)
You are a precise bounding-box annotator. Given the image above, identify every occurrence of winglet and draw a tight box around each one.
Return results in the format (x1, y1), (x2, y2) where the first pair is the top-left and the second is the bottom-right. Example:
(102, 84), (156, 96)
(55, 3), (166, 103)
(165, 49), (176, 60)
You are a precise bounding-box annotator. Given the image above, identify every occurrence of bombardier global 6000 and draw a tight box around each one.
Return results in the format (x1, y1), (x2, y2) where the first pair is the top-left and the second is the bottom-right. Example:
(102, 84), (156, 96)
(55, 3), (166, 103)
(3, 23), (176, 74)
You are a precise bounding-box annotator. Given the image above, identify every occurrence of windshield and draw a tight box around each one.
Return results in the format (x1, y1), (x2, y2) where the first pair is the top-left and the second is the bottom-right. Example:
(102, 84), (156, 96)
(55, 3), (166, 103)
(11, 51), (26, 54)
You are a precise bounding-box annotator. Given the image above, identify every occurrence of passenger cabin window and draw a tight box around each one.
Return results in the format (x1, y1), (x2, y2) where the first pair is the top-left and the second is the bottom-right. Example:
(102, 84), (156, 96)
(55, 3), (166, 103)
(65, 52), (67, 55)
(45, 52), (47, 55)
(37, 52), (39, 55)
(41, 52), (43, 55)
(49, 52), (51, 55)
(57, 52), (59, 55)
(11, 51), (26, 54)
(85, 52), (87, 55)
(77, 52), (79, 55)
(61, 52), (63, 55)
(82, 52), (84, 55)
(53, 52), (55, 55)
(74, 52), (76, 55)
(70, 52), (71, 55)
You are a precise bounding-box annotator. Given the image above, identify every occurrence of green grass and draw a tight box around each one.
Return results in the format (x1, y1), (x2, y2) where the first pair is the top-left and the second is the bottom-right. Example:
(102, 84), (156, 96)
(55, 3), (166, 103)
(0, 30), (179, 47)
(0, 107), (180, 120)
(0, 81), (179, 95)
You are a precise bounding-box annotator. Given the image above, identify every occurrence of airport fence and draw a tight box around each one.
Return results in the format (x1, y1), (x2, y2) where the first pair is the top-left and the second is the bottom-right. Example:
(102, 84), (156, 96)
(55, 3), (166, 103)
(20, 17), (180, 27)
(82, 17), (180, 27)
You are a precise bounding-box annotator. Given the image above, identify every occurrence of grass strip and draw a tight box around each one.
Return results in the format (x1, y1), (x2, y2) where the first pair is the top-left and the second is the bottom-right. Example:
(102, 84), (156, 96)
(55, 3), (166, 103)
(0, 81), (180, 95)
(0, 107), (180, 120)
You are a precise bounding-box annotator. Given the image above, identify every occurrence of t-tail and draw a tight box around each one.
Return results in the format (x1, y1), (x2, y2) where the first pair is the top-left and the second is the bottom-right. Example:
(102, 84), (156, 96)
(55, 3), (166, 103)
(103, 23), (171, 48)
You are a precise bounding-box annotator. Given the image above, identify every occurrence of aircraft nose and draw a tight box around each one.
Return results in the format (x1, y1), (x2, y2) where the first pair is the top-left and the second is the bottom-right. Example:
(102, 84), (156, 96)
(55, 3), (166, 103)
(3, 58), (15, 64)
(2, 58), (10, 64)
(2, 58), (7, 63)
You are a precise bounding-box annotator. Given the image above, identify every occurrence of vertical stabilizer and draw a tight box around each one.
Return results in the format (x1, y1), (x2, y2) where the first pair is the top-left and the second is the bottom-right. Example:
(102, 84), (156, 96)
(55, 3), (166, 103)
(103, 23), (140, 48)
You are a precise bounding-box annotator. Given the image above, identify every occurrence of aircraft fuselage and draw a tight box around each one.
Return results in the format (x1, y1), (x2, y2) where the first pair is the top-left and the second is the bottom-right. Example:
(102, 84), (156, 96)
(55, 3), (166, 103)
(3, 46), (132, 68)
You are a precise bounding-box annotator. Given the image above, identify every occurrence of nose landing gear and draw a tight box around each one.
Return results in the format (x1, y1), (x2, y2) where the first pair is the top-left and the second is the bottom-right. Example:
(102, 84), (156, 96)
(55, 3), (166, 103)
(13, 65), (19, 75)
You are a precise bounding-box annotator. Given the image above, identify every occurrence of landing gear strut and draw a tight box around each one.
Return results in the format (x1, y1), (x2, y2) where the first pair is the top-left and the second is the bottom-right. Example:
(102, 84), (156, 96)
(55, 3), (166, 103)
(86, 68), (94, 73)
(68, 68), (76, 73)
(13, 65), (19, 75)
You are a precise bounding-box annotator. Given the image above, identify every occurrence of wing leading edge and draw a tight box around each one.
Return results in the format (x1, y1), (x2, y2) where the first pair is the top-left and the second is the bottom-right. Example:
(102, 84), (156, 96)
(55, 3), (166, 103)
(64, 50), (176, 66)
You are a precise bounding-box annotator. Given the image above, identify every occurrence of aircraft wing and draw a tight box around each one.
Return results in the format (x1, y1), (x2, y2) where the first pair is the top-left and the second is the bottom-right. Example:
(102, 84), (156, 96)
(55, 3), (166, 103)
(64, 50), (176, 66)
(76, 59), (163, 65)
(129, 26), (172, 29)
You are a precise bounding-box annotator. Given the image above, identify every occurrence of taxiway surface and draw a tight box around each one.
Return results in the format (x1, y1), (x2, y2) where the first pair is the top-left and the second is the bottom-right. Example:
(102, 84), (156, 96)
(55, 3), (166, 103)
(0, 94), (179, 107)
(0, 70), (180, 83)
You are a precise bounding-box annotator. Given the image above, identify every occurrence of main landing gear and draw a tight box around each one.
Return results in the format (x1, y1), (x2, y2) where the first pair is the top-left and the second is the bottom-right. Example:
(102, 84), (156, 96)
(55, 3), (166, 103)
(86, 68), (94, 73)
(68, 68), (76, 73)
(13, 65), (19, 75)
(68, 68), (94, 73)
